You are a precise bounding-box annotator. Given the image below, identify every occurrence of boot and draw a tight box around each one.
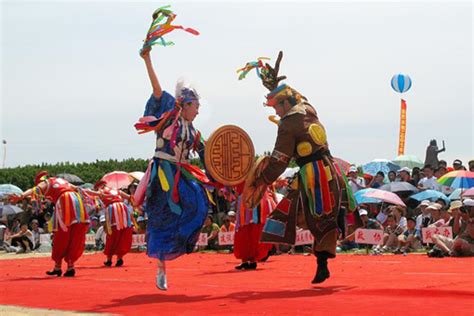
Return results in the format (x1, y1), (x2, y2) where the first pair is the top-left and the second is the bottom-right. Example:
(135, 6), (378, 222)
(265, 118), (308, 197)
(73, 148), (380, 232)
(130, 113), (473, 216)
(46, 269), (62, 277)
(235, 262), (250, 270)
(312, 252), (330, 284)
(115, 258), (124, 267)
(156, 260), (167, 291)
(64, 269), (75, 277)
(104, 260), (112, 267)
(247, 262), (257, 270)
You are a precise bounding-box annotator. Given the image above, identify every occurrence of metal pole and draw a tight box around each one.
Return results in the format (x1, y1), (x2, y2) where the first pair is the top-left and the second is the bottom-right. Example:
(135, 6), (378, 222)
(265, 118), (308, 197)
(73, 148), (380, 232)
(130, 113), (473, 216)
(2, 140), (6, 168)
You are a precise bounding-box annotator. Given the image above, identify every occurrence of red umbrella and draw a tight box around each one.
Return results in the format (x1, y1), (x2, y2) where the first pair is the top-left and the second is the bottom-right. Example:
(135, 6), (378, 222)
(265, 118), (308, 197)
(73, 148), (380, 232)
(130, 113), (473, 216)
(333, 157), (351, 174)
(101, 171), (132, 190)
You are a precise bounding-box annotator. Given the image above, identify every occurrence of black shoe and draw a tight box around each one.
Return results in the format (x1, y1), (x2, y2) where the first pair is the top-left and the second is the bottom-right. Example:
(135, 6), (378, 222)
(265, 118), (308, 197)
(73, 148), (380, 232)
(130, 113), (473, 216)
(312, 252), (331, 284)
(104, 260), (112, 267)
(312, 264), (330, 284)
(235, 262), (250, 270)
(46, 269), (62, 277)
(115, 259), (124, 267)
(246, 262), (257, 270)
(63, 269), (75, 277)
(427, 249), (444, 258)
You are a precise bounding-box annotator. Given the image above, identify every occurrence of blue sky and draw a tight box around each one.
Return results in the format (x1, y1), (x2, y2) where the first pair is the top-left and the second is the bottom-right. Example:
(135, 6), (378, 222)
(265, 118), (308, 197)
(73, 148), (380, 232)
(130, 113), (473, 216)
(1, 1), (472, 168)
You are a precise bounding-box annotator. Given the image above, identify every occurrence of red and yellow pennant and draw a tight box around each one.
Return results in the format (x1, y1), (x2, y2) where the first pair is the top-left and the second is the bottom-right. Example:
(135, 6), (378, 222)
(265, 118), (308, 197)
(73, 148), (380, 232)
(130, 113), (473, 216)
(398, 99), (407, 155)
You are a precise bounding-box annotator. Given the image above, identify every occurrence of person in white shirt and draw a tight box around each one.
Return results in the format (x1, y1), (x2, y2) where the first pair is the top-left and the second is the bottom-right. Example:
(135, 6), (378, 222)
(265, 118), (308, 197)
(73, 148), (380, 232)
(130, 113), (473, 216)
(347, 166), (366, 193)
(417, 165), (440, 191)
(415, 200), (432, 230)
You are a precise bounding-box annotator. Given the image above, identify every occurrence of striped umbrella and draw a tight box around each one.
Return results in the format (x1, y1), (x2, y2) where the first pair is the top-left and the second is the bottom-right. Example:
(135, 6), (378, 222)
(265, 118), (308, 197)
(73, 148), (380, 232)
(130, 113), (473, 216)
(437, 171), (474, 189)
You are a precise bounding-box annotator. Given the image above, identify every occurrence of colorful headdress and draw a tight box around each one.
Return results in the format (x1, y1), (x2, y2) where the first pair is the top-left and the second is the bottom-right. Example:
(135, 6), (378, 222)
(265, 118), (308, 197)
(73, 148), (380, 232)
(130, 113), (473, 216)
(141, 5), (199, 51)
(94, 180), (107, 191)
(175, 79), (200, 106)
(34, 171), (48, 186)
(264, 84), (304, 107)
(238, 51), (302, 107)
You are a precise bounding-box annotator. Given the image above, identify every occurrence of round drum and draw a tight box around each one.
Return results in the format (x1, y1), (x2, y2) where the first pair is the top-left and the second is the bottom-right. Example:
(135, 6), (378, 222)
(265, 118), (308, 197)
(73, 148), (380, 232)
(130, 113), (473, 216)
(204, 125), (255, 186)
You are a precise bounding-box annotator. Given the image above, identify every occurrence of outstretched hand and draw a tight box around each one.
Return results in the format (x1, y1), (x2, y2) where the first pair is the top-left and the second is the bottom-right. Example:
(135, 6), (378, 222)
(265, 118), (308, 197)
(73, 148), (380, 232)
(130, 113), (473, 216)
(140, 47), (152, 59)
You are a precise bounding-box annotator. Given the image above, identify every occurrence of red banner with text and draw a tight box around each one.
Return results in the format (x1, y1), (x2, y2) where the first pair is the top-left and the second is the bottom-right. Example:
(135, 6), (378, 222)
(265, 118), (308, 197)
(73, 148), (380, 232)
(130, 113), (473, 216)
(398, 99), (407, 155)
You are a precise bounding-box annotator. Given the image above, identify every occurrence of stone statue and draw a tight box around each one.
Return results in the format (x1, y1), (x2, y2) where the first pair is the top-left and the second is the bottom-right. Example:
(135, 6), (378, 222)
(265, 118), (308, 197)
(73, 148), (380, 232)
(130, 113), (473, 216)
(424, 139), (446, 169)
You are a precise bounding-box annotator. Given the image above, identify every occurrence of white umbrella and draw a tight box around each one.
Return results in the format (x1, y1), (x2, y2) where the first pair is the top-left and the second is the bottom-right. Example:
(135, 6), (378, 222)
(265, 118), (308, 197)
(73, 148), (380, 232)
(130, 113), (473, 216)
(0, 204), (25, 216)
(392, 154), (424, 169)
(380, 181), (418, 193)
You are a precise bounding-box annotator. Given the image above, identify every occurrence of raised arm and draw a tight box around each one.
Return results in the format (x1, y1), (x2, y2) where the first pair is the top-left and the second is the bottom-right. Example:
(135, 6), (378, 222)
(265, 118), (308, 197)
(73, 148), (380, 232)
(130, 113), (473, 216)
(140, 48), (163, 99)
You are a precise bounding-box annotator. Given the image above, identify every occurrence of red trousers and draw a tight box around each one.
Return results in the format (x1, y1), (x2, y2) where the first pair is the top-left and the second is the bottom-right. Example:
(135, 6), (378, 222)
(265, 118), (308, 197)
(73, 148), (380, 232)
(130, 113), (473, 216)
(104, 227), (133, 258)
(234, 223), (272, 262)
(51, 223), (88, 266)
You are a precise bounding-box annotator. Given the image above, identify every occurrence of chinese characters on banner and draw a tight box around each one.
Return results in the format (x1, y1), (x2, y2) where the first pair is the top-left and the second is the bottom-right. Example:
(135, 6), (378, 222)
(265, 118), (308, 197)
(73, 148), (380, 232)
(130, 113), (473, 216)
(398, 99), (407, 155)
(132, 234), (146, 247)
(85, 234), (95, 245)
(196, 233), (208, 246)
(355, 229), (384, 245)
(295, 229), (315, 246)
(218, 232), (235, 245)
(422, 227), (452, 243)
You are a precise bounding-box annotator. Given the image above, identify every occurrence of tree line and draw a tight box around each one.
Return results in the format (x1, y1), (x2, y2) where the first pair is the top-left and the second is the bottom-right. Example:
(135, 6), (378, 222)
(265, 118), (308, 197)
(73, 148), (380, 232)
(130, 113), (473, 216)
(0, 154), (296, 190)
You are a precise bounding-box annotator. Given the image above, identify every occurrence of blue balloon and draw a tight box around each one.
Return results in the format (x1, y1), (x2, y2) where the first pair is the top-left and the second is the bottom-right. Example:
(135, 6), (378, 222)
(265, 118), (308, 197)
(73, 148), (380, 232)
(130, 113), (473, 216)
(391, 73), (412, 93)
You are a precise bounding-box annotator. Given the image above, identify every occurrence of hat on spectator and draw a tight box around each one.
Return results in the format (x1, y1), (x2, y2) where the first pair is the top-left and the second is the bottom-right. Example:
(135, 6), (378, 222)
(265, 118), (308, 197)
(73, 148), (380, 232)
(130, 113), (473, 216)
(463, 199), (474, 207)
(398, 167), (412, 174)
(99, 215), (106, 223)
(31, 219), (39, 224)
(91, 216), (99, 222)
(137, 216), (145, 222)
(349, 166), (358, 173)
(358, 209), (368, 216)
(419, 200), (430, 207)
(447, 200), (463, 213)
(453, 159), (462, 166)
(427, 203), (442, 211)
(227, 211), (236, 217)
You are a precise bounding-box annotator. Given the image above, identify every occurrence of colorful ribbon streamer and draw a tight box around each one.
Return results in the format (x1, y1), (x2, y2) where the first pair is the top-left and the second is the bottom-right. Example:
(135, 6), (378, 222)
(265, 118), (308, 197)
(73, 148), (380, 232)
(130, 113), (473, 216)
(236, 57), (270, 80)
(141, 5), (199, 51)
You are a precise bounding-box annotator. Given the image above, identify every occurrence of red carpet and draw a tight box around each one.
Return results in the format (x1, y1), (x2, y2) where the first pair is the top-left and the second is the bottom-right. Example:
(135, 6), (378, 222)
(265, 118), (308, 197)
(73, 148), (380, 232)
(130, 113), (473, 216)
(0, 252), (473, 315)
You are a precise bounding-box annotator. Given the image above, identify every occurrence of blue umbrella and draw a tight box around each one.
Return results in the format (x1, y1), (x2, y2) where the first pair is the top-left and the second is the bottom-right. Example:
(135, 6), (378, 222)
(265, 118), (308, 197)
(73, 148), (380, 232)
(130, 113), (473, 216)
(410, 190), (449, 204)
(354, 188), (382, 205)
(448, 189), (463, 201)
(0, 184), (23, 198)
(362, 159), (400, 176)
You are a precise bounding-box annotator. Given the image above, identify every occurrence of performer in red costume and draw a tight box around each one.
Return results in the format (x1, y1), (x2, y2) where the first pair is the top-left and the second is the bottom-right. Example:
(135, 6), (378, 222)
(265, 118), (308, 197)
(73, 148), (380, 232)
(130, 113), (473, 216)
(11, 171), (89, 277)
(91, 181), (134, 267)
(234, 188), (277, 270)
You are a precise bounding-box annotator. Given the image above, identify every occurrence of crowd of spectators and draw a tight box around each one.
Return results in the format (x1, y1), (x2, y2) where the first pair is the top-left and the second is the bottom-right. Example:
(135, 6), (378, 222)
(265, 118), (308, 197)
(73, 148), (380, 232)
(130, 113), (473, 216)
(1, 159), (473, 259)
(340, 159), (474, 257)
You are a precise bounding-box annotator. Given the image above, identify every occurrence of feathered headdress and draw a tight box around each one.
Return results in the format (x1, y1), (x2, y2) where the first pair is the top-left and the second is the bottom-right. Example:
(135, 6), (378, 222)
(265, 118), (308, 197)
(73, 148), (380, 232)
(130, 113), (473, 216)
(237, 51), (304, 107)
(175, 79), (200, 105)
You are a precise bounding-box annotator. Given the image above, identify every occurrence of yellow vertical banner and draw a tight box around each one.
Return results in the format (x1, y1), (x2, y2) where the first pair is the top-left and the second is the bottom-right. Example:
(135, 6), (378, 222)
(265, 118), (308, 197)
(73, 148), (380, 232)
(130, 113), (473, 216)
(398, 99), (407, 155)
